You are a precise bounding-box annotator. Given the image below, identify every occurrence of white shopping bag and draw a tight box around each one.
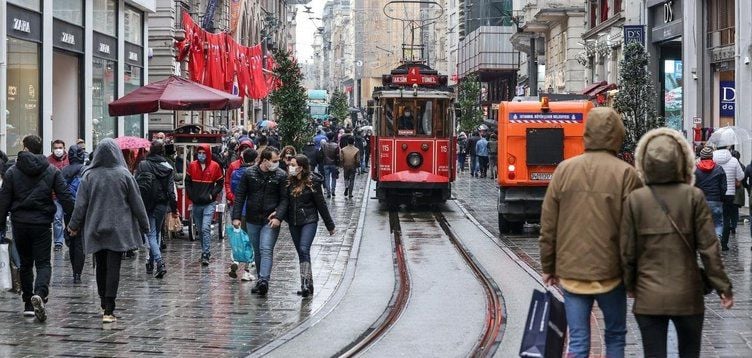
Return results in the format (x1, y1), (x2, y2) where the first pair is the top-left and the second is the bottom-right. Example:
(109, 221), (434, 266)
(0, 244), (12, 290)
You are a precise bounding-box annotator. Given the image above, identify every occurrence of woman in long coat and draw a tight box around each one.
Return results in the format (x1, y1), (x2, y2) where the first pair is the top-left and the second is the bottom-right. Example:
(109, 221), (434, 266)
(68, 138), (149, 323)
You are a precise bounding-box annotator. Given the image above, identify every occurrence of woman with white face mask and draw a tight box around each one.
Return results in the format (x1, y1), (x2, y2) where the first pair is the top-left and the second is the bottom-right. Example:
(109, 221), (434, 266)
(285, 155), (335, 298)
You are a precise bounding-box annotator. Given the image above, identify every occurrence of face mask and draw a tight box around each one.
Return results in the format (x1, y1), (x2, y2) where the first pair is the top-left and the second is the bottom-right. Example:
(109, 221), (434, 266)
(405, 112), (412, 117)
(197, 153), (207, 163)
(288, 166), (299, 176)
(53, 149), (65, 158)
(266, 161), (279, 171)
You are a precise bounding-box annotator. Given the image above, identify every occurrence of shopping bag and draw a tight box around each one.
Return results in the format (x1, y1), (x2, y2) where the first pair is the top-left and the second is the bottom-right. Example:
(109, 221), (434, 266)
(519, 289), (567, 358)
(166, 214), (183, 233)
(226, 226), (254, 263)
(0, 244), (12, 290)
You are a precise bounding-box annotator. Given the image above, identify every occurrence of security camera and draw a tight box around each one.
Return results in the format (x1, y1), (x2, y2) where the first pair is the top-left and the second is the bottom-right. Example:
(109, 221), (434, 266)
(745, 56), (750, 65)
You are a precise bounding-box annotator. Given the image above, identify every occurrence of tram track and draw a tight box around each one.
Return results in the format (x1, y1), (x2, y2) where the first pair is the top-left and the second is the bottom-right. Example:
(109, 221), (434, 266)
(337, 209), (504, 357)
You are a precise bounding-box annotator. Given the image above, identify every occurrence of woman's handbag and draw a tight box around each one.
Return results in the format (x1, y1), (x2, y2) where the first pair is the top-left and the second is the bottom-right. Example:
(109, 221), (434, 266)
(649, 187), (714, 295)
(166, 214), (183, 233)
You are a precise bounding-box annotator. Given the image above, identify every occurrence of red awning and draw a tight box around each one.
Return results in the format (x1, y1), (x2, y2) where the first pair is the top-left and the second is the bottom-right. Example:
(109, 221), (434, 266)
(108, 76), (243, 116)
(580, 81), (607, 96)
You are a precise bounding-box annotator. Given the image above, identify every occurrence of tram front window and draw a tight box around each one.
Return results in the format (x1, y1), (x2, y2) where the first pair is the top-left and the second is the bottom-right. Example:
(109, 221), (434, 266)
(379, 98), (444, 136)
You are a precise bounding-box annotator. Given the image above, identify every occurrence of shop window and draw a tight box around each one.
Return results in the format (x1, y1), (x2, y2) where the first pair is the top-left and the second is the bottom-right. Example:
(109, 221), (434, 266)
(6, 37), (40, 156)
(93, 0), (117, 37)
(92, 58), (117, 143)
(124, 6), (143, 45)
(8, 0), (39, 11)
(53, 0), (83, 25)
(124, 65), (144, 137)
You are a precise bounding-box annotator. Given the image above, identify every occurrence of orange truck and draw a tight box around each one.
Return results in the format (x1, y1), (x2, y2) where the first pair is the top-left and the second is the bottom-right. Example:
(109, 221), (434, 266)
(496, 98), (594, 234)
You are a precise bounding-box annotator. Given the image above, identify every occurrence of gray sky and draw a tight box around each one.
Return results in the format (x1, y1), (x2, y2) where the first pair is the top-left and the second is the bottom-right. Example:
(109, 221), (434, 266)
(295, 0), (327, 63)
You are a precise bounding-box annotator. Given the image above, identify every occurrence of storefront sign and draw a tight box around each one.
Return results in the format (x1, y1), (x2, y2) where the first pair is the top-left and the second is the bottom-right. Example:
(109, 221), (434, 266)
(6, 4), (42, 42)
(125, 42), (144, 67)
(720, 81), (735, 117)
(53, 19), (84, 53)
(650, 0), (682, 43)
(93, 32), (118, 61)
(624, 25), (645, 45)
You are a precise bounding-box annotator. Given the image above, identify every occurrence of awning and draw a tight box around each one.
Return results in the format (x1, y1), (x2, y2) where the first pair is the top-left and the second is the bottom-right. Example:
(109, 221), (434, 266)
(581, 81), (617, 97)
(580, 81), (607, 96)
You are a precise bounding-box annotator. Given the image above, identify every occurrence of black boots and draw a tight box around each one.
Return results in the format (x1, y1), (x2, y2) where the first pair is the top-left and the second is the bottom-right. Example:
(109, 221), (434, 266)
(154, 262), (167, 279)
(73, 273), (82, 284)
(145, 262), (154, 275)
(296, 262), (314, 298)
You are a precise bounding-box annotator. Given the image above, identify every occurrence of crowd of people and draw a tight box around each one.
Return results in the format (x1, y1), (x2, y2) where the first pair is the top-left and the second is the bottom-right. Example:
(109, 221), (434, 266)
(457, 126), (498, 179)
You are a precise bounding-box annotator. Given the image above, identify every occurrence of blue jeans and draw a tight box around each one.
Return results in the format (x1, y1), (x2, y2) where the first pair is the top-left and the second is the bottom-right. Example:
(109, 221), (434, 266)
(323, 165), (338, 194)
(563, 284), (627, 358)
(246, 223), (281, 281)
(707, 200), (723, 238)
(457, 153), (467, 172)
(53, 200), (65, 246)
(192, 203), (215, 256)
(290, 222), (317, 263)
(147, 205), (168, 264)
(469, 154), (478, 175)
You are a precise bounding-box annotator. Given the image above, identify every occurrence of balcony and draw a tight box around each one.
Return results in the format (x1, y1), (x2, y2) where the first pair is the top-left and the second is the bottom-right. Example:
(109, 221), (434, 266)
(458, 25), (519, 77)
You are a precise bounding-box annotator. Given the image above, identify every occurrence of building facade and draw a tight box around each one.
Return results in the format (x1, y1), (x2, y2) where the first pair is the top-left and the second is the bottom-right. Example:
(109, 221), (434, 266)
(1, 0), (155, 155)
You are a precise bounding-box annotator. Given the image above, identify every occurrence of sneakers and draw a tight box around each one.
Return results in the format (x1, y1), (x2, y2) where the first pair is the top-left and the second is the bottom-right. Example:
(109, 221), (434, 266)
(154, 263), (167, 279)
(102, 315), (117, 323)
(228, 262), (239, 278)
(54, 244), (62, 252)
(31, 295), (46, 323)
(252, 280), (269, 295)
(23, 302), (34, 317)
(241, 270), (255, 282)
(145, 263), (154, 275)
(73, 273), (82, 284)
(201, 254), (210, 266)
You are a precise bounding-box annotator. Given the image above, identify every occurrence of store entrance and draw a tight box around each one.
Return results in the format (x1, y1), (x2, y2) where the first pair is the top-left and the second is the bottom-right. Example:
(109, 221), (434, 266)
(52, 51), (82, 146)
(659, 42), (682, 131)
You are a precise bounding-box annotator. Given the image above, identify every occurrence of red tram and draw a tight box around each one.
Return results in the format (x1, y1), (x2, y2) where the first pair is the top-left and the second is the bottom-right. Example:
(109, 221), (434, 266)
(368, 63), (456, 204)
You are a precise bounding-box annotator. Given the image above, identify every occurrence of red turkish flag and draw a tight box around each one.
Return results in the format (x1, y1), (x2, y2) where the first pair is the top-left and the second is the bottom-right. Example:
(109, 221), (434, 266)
(180, 12), (206, 84)
(224, 35), (239, 93)
(265, 56), (281, 92)
(203, 33), (226, 90)
(237, 45), (251, 98)
(248, 45), (268, 99)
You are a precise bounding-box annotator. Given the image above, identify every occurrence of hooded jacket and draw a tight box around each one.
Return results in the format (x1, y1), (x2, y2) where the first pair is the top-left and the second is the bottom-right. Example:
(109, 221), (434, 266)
(0, 151), (75, 229)
(68, 139), (149, 254)
(224, 138), (256, 204)
(539, 108), (642, 286)
(285, 172), (335, 230)
(61, 144), (87, 187)
(136, 154), (178, 213)
(713, 149), (744, 196)
(695, 159), (727, 202)
(231, 164), (289, 225)
(621, 128), (732, 315)
(185, 144), (224, 205)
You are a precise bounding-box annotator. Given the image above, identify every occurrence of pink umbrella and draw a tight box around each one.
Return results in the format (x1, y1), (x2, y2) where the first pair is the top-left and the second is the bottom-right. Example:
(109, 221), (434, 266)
(115, 136), (151, 150)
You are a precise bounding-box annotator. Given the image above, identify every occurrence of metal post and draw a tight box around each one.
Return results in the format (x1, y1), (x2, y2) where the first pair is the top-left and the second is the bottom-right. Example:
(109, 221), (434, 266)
(529, 36), (538, 96)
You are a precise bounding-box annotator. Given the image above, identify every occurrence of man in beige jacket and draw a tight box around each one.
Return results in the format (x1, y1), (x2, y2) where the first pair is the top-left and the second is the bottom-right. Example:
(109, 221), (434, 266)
(340, 136), (360, 198)
(539, 107), (642, 358)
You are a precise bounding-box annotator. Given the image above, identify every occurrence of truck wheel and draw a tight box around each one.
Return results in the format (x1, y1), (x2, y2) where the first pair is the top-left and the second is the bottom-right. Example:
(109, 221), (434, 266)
(499, 213), (524, 235)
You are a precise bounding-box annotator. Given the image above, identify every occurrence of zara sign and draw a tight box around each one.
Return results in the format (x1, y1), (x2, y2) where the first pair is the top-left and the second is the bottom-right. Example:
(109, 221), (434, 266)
(720, 81), (735, 117)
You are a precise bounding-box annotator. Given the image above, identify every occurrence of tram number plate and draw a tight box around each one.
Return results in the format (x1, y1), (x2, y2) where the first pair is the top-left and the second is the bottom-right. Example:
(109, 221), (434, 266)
(530, 172), (553, 181)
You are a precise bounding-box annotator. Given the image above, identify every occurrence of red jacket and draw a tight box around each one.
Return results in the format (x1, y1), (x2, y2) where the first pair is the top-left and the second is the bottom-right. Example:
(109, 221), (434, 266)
(47, 154), (69, 171)
(225, 159), (242, 204)
(185, 144), (224, 205)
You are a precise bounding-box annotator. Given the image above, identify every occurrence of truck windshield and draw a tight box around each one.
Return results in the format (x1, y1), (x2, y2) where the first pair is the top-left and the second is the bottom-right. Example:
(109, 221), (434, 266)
(310, 105), (327, 116)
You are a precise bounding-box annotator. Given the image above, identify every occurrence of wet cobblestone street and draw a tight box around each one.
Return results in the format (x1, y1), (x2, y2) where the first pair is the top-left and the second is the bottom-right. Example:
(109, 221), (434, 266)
(0, 174), (368, 357)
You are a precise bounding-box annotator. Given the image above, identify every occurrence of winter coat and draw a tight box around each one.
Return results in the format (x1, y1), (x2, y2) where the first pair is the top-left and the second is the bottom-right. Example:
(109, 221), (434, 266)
(231, 165), (289, 225)
(302, 144), (319, 171)
(68, 139), (149, 254)
(322, 142), (341, 166)
(694, 160), (727, 202)
(457, 137), (468, 155)
(467, 135), (480, 156)
(47, 152), (69, 170)
(286, 173), (335, 230)
(61, 144), (87, 189)
(476, 138), (489, 157)
(0, 151), (75, 229)
(185, 144), (224, 205)
(313, 134), (327, 150)
(621, 128), (732, 315)
(225, 158), (243, 204)
(136, 154), (178, 213)
(341, 145), (360, 170)
(539, 108), (642, 282)
(713, 149), (744, 196)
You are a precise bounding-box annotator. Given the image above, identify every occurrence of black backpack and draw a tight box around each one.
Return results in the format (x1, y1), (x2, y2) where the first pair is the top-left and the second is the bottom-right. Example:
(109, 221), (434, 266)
(136, 169), (166, 212)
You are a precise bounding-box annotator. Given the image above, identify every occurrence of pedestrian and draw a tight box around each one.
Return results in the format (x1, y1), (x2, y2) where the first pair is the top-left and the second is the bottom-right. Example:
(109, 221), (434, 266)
(339, 128), (353, 149)
(313, 129), (327, 151)
(488, 134), (498, 179)
(731, 150), (745, 234)
(302, 140), (319, 173)
(225, 138), (256, 208)
(467, 131), (480, 177)
(621, 128), (733, 358)
(67, 138), (150, 323)
(0, 135), (75, 322)
(341, 136), (360, 198)
(363, 130), (371, 172)
(285, 154), (335, 298)
(185, 144), (224, 265)
(232, 147), (288, 296)
(228, 148), (258, 282)
(280, 145), (297, 172)
(321, 137), (341, 198)
(135, 140), (178, 279)
(476, 135), (489, 178)
(255, 135), (269, 161)
(60, 144), (87, 283)
(694, 146), (727, 239)
(712, 145), (744, 251)
(457, 132), (468, 173)
(353, 130), (366, 174)
(539, 108), (642, 358)
(48, 139), (70, 251)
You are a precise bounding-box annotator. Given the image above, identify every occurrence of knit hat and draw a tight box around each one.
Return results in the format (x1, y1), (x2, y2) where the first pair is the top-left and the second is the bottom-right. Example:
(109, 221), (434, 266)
(700, 146), (714, 160)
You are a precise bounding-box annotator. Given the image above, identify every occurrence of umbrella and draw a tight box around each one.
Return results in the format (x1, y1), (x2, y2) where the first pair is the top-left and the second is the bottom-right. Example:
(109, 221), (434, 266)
(115, 136), (152, 150)
(259, 120), (277, 129)
(359, 125), (374, 133)
(707, 126), (751, 148)
(108, 76), (243, 116)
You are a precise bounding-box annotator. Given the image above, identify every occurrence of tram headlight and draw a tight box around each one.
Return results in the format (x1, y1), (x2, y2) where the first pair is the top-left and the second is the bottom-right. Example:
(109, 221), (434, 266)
(407, 152), (423, 168)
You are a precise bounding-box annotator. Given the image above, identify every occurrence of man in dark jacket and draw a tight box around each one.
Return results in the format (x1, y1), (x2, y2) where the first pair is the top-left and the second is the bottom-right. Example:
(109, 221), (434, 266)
(302, 141), (319, 173)
(185, 144), (224, 266)
(467, 131), (481, 177)
(61, 144), (87, 283)
(695, 146), (727, 239)
(232, 147), (288, 296)
(353, 131), (366, 174)
(48, 139), (69, 251)
(136, 141), (178, 278)
(0, 135), (74, 322)
(321, 138), (341, 198)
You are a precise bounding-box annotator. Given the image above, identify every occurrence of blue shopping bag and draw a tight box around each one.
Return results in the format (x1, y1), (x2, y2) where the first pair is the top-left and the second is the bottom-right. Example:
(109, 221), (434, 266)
(226, 226), (254, 263)
(519, 289), (567, 358)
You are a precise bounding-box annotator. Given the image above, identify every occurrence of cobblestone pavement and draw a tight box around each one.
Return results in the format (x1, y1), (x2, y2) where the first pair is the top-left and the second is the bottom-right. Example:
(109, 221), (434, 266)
(0, 173), (368, 357)
(453, 172), (752, 357)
